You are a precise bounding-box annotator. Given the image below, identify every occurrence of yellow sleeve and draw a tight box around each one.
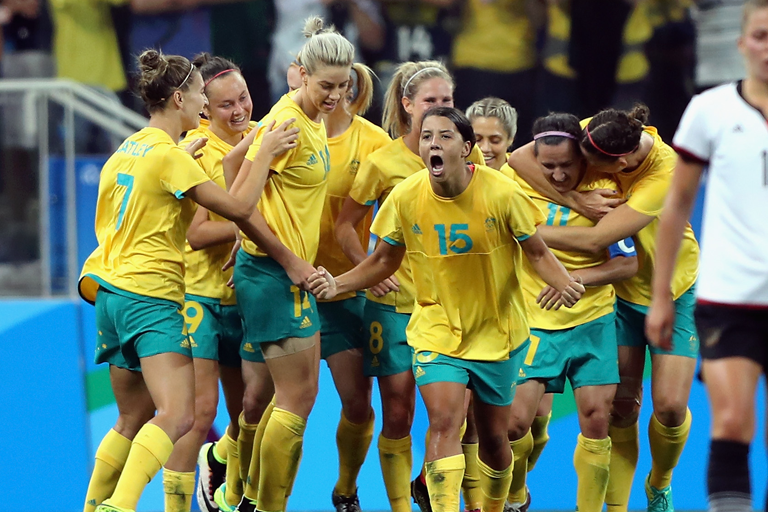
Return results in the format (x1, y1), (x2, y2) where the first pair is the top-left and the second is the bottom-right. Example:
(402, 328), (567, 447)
(159, 147), (211, 198)
(370, 191), (404, 246)
(499, 163), (518, 180)
(626, 170), (670, 217)
(244, 112), (298, 172)
(349, 155), (386, 206)
(468, 144), (486, 165)
(506, 180), (546, 240)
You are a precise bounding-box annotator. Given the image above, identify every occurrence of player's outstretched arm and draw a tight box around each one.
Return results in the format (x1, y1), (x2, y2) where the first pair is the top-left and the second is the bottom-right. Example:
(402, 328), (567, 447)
(646, 158), (704, 350)
(308, 240), (406, 301)
(520, 231), (585, 308)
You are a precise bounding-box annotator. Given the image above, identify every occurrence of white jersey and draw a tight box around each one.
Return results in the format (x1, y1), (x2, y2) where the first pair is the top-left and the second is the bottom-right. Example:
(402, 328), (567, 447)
(673, 81), (768, 307)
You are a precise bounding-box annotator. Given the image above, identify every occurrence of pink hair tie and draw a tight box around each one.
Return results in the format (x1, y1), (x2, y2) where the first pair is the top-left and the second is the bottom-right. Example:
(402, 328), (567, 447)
(585, 125), (638, 157)
(533, 131), (577, 141)
(204, 68), (236, 89)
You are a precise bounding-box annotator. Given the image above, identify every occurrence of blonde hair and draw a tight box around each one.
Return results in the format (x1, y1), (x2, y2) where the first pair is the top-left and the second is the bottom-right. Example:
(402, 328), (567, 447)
(300, 16), (355, 75)
(465, 97), (519, 141)
(348, 63), (376, 116)
(743, 0), (768, 31)
(382, 60), (453, 138)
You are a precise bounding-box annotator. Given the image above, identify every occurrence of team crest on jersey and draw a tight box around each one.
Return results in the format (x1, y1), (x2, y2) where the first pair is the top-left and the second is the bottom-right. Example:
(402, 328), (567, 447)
(485, 217), (497, 232)
(349, 159), (360, 174)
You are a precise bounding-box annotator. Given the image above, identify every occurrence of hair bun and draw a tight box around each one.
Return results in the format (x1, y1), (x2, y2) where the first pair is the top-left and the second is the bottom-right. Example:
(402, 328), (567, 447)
(628, 103), (650, 126)
(302, 16), (326, 38)
(138, 49), (169, 75)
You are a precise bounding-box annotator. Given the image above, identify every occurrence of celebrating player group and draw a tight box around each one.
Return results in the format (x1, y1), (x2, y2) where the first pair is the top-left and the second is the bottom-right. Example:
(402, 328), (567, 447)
(77, 2), (768, 512)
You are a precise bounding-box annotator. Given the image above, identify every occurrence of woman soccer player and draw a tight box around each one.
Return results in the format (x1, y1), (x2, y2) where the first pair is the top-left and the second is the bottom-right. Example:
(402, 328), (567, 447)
(229, 16), (355, 512)
(315, 62), (392, 512)
(151, 53), (257, 512)
(79, 49), (297, 512)
(509, 104), (700, 512)
(311, 106), (585, 512)
(504, 113), (637, 512)
(334, 61), (486, 512)
(647, 2), (768, 512)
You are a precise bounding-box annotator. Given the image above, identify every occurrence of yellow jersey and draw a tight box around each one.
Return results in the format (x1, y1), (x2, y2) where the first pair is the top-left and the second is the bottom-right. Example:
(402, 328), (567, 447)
(181, 119), (256, 305)
(242, 93), (330, 263)
(349, 137), (485, 313)
(514, 176), (621, 330)
(371, 165), (544, 361)
(79, 127), (210, 306)
(315, 116), (391, 302)
(609, 126), (699, 305)
(451, 0), (536, 73)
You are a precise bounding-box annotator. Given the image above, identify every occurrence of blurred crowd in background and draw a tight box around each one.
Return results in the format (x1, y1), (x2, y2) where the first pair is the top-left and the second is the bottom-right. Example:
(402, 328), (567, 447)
(0, 0), (746, 288)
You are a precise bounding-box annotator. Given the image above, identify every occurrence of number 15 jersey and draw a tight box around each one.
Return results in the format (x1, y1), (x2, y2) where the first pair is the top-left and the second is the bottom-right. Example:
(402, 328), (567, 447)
(371, 164), (545, 361)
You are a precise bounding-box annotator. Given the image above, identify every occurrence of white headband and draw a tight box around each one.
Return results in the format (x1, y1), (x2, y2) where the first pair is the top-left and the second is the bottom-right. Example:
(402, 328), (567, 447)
(403, 67), (443, 95)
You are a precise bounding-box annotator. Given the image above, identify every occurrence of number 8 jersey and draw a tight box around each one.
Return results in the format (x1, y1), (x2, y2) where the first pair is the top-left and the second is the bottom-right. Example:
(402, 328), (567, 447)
(371, 164), (545, 361)
(79, 127), (210, 307)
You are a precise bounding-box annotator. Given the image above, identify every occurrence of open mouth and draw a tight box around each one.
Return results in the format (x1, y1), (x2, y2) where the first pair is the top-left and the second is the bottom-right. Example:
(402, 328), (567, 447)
(323, 101), (337, 110)
(430, 155), (444, 176)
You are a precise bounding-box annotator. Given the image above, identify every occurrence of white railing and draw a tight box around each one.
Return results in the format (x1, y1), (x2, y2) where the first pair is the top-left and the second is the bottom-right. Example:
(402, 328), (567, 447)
(0, 79), (147, 297)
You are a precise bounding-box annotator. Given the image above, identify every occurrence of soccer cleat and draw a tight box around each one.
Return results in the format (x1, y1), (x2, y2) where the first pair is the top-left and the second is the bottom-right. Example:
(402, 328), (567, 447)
(95, 500), (134, 512)
(197, 442), (227, 512)
(233, 495), (258, 512)
(503, 486), (531, 512)
(645, 473), (674, 512)
(332, 488), (363, 512)
(214, 483), (236, 512)
(411, 477), (432, 512)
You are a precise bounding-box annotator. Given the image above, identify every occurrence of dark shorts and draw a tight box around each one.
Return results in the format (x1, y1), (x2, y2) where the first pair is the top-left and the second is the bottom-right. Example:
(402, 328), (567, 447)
(697, 302), (768, 370)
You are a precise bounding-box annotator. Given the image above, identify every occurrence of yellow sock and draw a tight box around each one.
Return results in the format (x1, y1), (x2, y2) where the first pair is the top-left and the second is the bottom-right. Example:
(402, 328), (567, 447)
(224, 431), (242, 506)
(478, 457), (513, 512)
(528, 412), (551, 471)
(256, 407), (305, 512)
(425, 454), (465, 512)
(163, 469), (195, 512)
(108, 423), (174, 511)
(334, 409), (375, 496)
(648, 408), (691, 490)
(84, 429), (132, 512)
(237, 412), (258, 491)
(422, 420), (465, 476)
(378, 435), (412, 512)
(214, 435), (228, 463)
(461, 443), (482, 511)
(508, 430), (533, 503)
(574, 435), (611, 512)
(606, 423), (639, 512)
(245, 400), (275, 499)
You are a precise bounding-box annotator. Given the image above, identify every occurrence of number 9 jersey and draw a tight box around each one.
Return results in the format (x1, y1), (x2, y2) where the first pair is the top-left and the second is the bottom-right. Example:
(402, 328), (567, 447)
(371, 165), (545, 361)
(79, 127), (210, 307)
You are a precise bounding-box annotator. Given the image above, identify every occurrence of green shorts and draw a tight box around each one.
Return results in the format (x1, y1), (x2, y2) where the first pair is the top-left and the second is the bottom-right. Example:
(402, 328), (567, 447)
(362, 301), (412, 377)
(617, 284), (699, 358)
(234, 251), (318, 363)
(411, 341), (529, 407)
(318, 293), (365, 360)
(95, 287), (191, 372)
(519, 312), (620, 393)
(183, 295), (242, 367)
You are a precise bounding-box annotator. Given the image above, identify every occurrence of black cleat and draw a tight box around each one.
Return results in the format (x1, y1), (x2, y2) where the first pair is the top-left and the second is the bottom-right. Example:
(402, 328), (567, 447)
(411, 477), (433, 512)
(197, 442), (227, 512)
(233, 496), (258, 512)
(332, 489), (363, 512)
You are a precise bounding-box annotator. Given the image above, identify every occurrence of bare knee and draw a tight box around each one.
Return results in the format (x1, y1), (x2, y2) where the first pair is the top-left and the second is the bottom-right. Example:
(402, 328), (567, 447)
(339, 382), (373, 424)
(156, 406), (195, 441)
(652, 395), (688, 427)
(611, 381), (642, 429)
(191, 395), (218, 437)
(243, 382), (274, 424)
(579, 405), (611, 439)
(114, 408), (156, 439)
(381, 396), (414, 439)
(479, 432), (511, 467)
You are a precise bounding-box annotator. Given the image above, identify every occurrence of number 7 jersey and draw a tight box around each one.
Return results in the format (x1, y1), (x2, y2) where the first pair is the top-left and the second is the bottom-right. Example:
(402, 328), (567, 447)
(79, 127), (210, 307)
(371, 164), (545, 361)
